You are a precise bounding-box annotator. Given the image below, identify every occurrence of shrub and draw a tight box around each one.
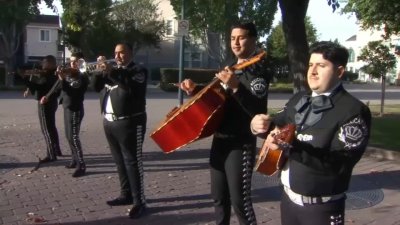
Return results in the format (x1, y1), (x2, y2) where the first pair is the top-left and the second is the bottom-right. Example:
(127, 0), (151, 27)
(342, 71), (358, 82)
(150, 67), (161, 82)
(0, 67), (4, 85)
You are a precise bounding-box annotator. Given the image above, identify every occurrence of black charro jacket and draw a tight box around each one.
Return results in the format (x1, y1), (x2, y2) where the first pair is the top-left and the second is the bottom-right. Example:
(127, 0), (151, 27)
(191, 51), (272, 140)
(273, 84), (371, 196)
(91, 62), (147, 116)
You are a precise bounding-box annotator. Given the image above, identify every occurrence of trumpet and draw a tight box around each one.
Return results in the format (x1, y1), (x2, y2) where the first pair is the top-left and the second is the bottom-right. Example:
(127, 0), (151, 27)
(77, 59), (115, 73)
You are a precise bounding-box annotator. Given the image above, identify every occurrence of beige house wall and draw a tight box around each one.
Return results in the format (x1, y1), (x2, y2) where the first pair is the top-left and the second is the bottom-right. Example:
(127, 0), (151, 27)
(25, 23), (60, 63)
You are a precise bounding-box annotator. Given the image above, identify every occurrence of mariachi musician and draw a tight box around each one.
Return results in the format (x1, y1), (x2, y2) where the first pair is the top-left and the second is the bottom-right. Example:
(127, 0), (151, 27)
(41, 52), (89, 177)
(250, 41), (371, 225)
(19, 55), (62, 163)
(91, 42), (148, 219)
(179, 22), (272, 225)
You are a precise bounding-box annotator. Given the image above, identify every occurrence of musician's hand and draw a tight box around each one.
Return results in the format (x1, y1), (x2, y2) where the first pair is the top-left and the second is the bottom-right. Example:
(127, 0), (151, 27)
(56, 66), (65, 80)
(179, 79), (196, 95)
(215, 66), (240, 92)
(39, 96), (48, 105)
(97, 56), (110, 72)
(23, 89), (30, 98)
(250, 114), (272, 134)
(264, 127), (280, 151)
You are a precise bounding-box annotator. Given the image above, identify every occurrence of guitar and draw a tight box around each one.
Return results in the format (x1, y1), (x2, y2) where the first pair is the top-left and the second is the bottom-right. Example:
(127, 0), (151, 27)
(254, 124), (296, 176)
(150, 50), (267, 153)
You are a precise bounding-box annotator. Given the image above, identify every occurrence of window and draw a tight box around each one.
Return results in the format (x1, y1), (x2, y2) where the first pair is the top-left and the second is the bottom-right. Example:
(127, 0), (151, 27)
(166, 20), (173, 36)
(40, 29), (50, 42)
(184, 51), (202, 68)
(348, 48), (355, 62)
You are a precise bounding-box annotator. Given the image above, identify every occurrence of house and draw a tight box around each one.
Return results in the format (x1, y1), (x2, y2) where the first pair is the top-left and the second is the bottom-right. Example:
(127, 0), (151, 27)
(343, 27), (400, 84)
(134, 0), (218, 73)
(24, 15), (65, 66)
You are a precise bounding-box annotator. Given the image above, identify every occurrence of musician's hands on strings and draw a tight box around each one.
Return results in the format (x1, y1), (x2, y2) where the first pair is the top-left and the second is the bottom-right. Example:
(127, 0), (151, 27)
(215, 66), (240, 92)
(39, 96), (48, 105)
(23, 88), (30, 98)
(263, 127), (281, 151)
(56, 66), (65, 80)
(250, 114), (272, 134)
(178, 79), (196, 95)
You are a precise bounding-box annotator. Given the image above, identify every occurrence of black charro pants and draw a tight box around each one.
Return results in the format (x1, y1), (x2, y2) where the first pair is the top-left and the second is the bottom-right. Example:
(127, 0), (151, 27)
(64, 108), (84, 165)
(210, 136), (257, 225)
(37, 99), (60, 160)
(280, 189), (346, 225)
(103, 113), (146, 206)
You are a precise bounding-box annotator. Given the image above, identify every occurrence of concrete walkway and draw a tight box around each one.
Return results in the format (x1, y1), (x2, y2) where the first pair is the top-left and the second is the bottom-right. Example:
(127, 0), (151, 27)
(0, 86), (399, 225)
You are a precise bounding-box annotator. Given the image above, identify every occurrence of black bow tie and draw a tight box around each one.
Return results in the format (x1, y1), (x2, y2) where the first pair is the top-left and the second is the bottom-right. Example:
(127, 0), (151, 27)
(295, 95), (333, 114)
(294, 94), (333, 130)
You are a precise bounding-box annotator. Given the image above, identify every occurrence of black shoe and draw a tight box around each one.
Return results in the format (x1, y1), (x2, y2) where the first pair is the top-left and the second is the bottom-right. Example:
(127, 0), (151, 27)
(106, 196), (133, 206)
(39, 157), (56, 164)
(72, 167), (86, 177)
(65, 161), (77, 169)
(129, 204), (146, 219)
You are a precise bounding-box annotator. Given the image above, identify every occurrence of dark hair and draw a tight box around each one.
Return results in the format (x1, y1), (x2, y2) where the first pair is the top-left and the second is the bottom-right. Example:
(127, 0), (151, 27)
(116, 42), (133, 52)
(231, 22), (258, 38)
(43, 55), (57, 64)
(71, 52), (84, 59)
(309, 41), (349, 67)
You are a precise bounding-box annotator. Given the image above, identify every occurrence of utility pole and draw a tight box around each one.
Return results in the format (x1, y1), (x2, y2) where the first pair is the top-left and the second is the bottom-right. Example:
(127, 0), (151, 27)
(177, 0), (185, 106)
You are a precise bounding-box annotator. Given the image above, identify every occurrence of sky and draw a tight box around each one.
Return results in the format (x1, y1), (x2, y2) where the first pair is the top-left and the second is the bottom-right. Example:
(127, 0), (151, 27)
(39, 0), (359, 44)
(306, 0), (358, 43)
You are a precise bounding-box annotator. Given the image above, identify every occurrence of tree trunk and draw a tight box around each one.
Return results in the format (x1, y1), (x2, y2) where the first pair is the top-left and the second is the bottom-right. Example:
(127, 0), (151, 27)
(380, 74), (386, 117)
(279, 0), (310, 94)
(4, 58), (14, 87)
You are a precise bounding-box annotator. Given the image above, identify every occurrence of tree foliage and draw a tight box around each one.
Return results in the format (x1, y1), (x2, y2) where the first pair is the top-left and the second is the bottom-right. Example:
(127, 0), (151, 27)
(169, 0), (278, 64)
(357, 40), (396, 116)
(0, 0), (55, 86)
(342, 0), (400, 38)
(358, 41), (396, 78)
(112, 0), (165, 53)
(61, 0), (165, 60)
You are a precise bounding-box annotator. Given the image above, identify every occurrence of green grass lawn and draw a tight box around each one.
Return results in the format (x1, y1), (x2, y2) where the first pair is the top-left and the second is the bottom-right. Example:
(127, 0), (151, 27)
(368, 105), (400, 151)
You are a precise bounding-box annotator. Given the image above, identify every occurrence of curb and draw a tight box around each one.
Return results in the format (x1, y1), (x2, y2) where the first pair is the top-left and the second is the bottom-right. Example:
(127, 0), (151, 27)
(365, 146), (400, 162)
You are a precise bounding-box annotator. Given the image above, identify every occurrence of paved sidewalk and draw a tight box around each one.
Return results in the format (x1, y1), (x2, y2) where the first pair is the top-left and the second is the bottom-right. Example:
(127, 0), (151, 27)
(1, 88), (400, 225)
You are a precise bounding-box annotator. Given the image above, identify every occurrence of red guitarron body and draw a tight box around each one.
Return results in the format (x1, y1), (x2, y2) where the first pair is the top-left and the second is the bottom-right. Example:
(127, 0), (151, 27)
(254, 124), (296, 176)
(151, 51), (266, 153)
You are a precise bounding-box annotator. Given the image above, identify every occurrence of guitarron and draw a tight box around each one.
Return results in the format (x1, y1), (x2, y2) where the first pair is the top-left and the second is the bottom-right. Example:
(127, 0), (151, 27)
(151, 51), (266, 153)
(254, 124), (296, 176)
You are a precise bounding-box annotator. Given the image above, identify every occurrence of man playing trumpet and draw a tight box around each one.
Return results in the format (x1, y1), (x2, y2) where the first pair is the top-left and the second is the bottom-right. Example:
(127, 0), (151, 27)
(92, 42), (148, 219)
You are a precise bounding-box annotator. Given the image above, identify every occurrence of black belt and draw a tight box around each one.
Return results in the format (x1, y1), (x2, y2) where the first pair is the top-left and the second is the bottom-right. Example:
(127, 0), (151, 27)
(104, 112), (144, 121)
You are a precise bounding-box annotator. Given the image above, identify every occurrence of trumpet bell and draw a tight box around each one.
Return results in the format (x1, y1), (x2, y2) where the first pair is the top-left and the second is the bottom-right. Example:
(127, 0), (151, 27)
(77, 58), (115, 73)
(78, 58), (87, 73)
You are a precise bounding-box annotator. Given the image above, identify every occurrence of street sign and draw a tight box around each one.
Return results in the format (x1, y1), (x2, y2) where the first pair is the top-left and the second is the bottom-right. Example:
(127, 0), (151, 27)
(176, 20), (189, 36)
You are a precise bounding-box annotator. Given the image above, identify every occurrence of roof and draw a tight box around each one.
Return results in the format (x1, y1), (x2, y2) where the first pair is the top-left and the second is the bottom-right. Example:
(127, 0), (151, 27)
(345, 35), (357, 42)
(29, 15), (59, 26)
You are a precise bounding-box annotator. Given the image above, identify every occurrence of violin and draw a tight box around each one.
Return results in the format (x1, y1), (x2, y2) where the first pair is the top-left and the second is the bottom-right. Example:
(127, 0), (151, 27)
(16, 69), (48, 77)
(57, 67), (80, 79)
